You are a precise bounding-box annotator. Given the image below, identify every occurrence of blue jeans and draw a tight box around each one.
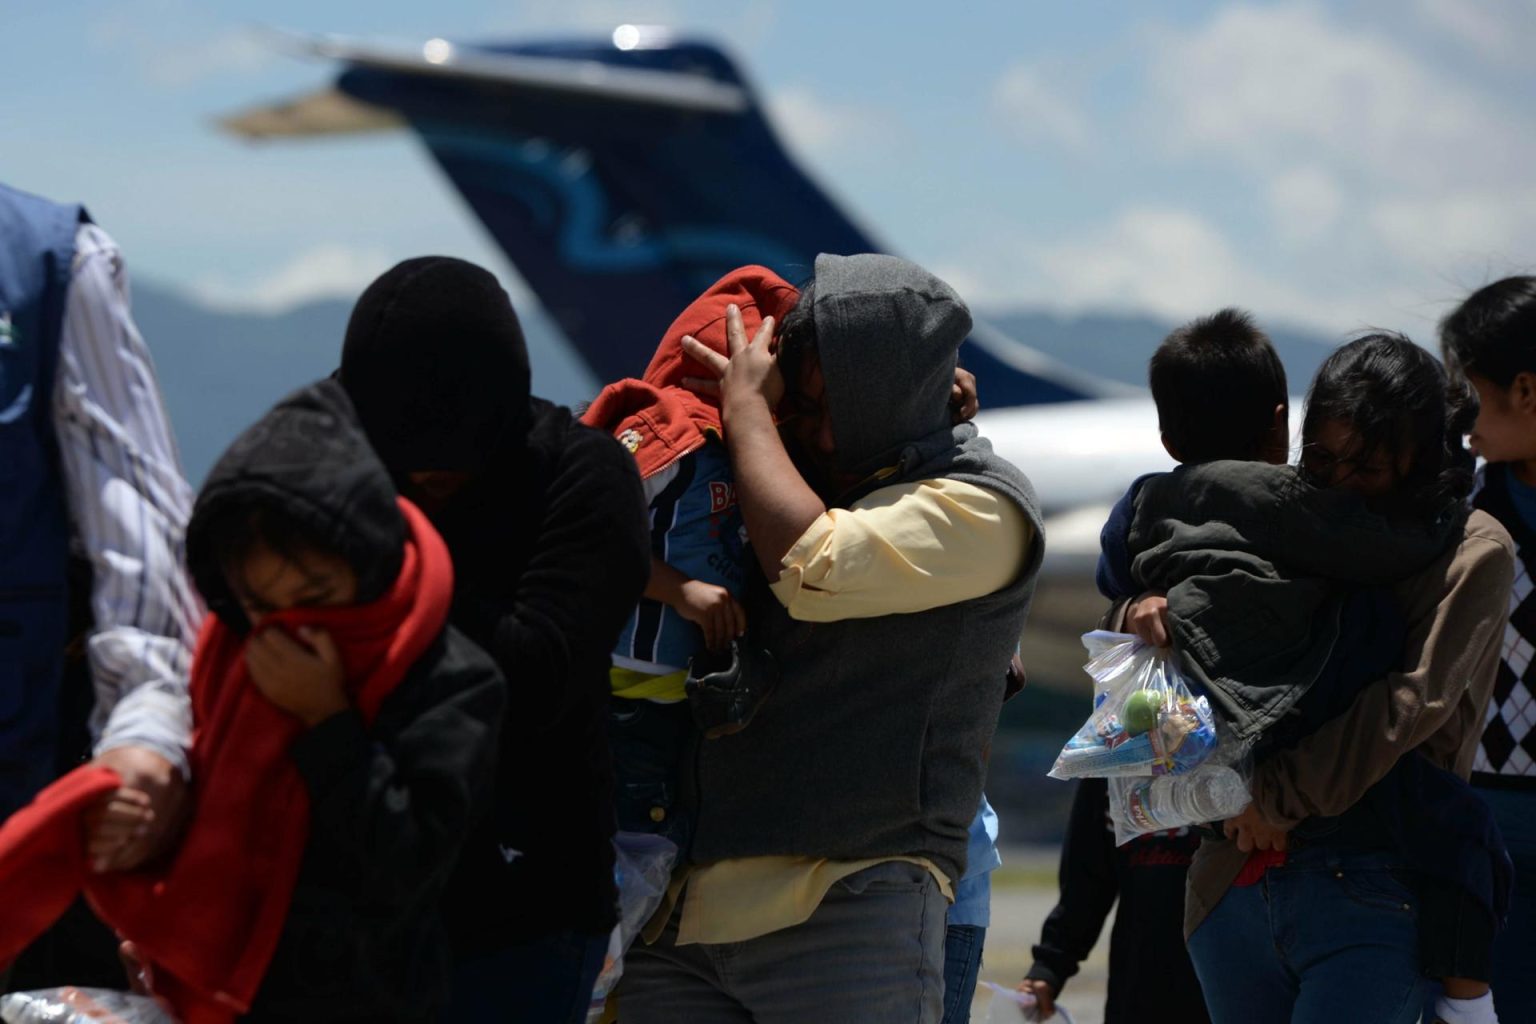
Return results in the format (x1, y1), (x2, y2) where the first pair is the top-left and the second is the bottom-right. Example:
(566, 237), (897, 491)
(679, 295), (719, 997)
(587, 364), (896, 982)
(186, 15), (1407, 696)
(941, 924), (986, 1024)
(1482, 786), (1536, 1022)
(448, 929), (609, 1023)
(1187, 846), (1426, 1024)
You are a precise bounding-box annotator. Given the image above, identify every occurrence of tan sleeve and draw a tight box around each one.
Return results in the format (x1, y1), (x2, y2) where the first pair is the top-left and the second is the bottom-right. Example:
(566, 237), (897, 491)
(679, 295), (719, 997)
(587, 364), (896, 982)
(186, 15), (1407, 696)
(769, 478), (1035, 623)
(1252, 522), (1514, 828)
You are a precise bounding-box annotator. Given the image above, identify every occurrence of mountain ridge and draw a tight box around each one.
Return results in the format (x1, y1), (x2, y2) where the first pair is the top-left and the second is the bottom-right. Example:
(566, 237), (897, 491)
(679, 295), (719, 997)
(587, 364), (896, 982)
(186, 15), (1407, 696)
(131, 281), (1339, 484)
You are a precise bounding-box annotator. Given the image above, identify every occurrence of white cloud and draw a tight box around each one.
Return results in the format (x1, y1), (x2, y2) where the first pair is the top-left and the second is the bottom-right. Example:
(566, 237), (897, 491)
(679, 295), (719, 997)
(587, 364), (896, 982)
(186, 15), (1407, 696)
(1412, 0), (1536, 67)
(1143, 4), (1532, 191)
(192, 245), (397, 313)
(1369, 187), (1536, 266)
(87, 3), (278, 88)
(992, 64), (1089, 149)
(766, 86), (888, 159)
(146, 29), (278, 87)
(1266, 166), (1344, 241)
(1029, 207), (1309, 323)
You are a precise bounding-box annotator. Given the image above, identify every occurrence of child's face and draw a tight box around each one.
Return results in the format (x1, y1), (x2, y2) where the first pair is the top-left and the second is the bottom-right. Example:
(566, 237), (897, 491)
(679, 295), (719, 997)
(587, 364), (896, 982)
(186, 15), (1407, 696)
(1301, 417), (1408, 498)
(229, 543), (359, 625)
(1465, 372), (1536, 465)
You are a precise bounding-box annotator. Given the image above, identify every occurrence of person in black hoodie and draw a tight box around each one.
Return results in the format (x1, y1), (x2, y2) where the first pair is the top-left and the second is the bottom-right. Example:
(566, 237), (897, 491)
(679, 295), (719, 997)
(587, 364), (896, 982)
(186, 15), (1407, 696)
(182, 379), (506, 1022)
(337, 257), (651, 1022)
(1021, 778), (1210, 1023)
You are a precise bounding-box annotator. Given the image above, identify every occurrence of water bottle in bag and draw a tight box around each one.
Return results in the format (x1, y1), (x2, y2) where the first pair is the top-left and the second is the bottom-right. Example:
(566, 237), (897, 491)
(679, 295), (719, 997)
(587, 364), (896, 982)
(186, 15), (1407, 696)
(1113, 765), (1250, 845)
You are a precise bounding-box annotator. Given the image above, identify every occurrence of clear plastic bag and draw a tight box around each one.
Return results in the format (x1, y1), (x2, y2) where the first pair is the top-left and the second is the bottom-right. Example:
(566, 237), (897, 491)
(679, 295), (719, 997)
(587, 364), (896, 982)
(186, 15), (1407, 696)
(978, 982), (1076, 1023)
(1106, 762), (1252, 846)
(583, 831), (679, 1022)
(1050, 632), (1219, 780)
(0, 988), (174, 1024)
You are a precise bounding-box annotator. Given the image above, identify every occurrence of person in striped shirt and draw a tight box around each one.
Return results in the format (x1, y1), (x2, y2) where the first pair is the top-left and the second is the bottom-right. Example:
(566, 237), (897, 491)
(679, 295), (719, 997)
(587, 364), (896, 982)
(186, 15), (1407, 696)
(2, 184), (200, 986)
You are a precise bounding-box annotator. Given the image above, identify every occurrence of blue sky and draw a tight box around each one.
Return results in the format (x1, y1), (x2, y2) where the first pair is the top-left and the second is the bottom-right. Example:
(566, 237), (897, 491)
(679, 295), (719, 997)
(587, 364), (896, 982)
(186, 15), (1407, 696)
(4, 0), (1534, 341)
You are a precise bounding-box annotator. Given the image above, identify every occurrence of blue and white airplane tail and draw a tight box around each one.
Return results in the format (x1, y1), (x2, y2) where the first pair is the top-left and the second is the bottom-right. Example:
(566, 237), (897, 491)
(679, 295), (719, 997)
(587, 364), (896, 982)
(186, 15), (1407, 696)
(230, 31), (1114, 404)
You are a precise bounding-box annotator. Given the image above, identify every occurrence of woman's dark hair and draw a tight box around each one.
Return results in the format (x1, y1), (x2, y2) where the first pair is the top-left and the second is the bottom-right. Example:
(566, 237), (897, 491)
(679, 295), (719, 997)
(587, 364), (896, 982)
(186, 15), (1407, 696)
(1302, 332), (1477, 519)
(1439, 275), (1536, 388)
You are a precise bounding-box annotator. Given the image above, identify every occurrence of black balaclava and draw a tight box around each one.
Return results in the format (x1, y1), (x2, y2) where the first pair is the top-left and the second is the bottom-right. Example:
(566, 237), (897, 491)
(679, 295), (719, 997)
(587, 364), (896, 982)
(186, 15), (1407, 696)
(338, 256), (532, 475)
(186, 379), (406, 633)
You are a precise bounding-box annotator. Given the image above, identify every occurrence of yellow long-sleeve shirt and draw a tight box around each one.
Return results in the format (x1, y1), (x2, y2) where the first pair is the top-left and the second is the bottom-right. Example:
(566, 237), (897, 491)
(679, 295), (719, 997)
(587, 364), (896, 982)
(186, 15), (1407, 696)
(664, 476), (1035, 945)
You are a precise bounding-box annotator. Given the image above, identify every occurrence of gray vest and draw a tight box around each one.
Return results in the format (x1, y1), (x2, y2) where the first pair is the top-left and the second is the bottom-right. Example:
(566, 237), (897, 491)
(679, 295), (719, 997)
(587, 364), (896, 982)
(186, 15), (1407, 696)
(689, 424), (1043, 883)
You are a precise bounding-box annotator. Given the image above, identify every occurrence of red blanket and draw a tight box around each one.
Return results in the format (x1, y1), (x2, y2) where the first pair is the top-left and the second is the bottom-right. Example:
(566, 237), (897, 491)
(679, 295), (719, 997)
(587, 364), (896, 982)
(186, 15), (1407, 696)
(0, 498), (452, 1023)
(581, 265), (799, 479)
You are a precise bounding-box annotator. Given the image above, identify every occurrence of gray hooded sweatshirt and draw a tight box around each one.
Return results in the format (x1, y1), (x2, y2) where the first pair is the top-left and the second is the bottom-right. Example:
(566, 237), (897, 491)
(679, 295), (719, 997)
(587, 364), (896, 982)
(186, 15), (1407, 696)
(688, 254), (1045, 884)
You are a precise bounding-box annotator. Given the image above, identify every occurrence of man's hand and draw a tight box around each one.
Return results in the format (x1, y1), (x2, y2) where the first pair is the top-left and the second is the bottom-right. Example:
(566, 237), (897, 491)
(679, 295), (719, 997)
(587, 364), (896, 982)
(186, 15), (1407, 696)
(246, 625), (349, 728)
(674, 580), (747, 651)
(680, 304), (781, 410)
(1224, 802), (1288, 853)
(951, 367), (979, 422)
(1017, 978), (1057, 1018)
(1125, 590), (1171, 648)
(84, 746), (187, 873)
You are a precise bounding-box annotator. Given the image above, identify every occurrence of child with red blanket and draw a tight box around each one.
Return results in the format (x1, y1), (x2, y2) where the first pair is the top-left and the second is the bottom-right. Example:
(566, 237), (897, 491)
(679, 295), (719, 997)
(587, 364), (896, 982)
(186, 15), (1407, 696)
(0, 380), (505, 1023)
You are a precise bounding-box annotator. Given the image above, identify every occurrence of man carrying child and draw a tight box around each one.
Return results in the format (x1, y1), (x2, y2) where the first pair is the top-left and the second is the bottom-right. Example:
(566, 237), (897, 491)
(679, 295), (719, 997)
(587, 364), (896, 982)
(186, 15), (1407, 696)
(621, 254), (1043, 1024)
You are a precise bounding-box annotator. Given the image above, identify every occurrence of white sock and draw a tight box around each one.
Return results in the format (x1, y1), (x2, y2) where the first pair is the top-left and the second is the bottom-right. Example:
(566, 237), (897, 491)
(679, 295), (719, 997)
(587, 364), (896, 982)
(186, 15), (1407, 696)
(1435, 991), (1499, 1024)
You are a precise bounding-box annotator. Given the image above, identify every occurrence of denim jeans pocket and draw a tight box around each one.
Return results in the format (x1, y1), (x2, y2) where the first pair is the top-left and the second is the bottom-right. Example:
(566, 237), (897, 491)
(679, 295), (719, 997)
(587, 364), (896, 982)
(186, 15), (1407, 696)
(834, 861), (931, 896)
(1338, 867), (1417, 914)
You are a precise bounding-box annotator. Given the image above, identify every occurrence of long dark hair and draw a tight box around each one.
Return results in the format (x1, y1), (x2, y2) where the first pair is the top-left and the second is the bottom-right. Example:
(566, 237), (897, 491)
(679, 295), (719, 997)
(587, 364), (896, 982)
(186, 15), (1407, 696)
(1302, 332), (1477, 521)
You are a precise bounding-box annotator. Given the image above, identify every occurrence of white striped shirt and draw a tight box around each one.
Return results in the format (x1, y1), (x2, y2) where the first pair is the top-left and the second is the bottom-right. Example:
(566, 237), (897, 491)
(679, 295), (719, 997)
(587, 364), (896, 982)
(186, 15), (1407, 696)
(53, 223), (202, 775)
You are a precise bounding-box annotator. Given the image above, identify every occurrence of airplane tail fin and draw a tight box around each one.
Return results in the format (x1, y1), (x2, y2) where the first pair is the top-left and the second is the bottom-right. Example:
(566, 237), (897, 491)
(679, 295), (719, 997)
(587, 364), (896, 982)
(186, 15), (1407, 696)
(321, 35), (1107, 401)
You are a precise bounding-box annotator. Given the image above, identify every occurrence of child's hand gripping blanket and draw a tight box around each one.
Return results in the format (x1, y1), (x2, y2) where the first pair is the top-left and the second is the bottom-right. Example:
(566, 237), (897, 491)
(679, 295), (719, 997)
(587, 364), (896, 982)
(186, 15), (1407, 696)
(1124, 460), (1460, 753)
(0, 499), (452, 1024)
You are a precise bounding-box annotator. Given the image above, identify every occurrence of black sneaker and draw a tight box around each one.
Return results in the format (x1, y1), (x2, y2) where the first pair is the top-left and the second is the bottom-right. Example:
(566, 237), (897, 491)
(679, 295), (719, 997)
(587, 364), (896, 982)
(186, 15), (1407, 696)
(685, 641), (779, 739)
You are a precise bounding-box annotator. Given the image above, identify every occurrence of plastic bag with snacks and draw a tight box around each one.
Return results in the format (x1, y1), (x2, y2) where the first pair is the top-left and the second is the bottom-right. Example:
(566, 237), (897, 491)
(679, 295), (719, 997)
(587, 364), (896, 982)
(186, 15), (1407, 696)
(0, 988), (174, 1024)
(1050, 632), (1219, 780)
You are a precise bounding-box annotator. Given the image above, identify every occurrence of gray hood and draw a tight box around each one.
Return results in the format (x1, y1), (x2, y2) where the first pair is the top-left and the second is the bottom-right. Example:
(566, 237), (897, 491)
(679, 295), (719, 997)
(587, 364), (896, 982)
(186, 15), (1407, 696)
(812, 253), (971, 480)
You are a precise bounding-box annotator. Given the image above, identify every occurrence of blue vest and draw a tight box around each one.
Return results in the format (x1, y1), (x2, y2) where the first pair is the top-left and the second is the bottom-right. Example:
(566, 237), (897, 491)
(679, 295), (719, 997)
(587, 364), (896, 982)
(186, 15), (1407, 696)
(614, 442), (746, 674)
(0, 184), (82, 815)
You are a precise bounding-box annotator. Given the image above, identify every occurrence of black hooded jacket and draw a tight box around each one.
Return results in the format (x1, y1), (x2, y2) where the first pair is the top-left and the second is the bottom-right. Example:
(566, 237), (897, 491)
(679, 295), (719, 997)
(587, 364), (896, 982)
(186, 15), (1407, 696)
(339, 258), (651, 948)
(185, 380), (506, 1023)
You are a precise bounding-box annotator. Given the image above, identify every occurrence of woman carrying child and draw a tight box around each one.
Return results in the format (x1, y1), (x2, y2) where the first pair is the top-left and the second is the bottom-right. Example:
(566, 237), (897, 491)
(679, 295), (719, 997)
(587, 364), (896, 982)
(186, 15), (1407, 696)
(1126, 335), (1514, 1024)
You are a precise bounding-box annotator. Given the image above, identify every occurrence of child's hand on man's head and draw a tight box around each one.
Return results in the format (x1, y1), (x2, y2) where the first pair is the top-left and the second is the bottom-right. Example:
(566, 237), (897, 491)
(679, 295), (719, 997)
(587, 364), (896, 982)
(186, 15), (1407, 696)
(951, 367), (979, 423)
(246, 625), (350, 727)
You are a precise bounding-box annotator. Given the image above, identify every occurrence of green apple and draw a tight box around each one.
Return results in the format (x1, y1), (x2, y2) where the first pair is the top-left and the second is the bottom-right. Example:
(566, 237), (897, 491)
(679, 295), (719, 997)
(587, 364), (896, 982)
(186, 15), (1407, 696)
(1122, 690), (1160, 736)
